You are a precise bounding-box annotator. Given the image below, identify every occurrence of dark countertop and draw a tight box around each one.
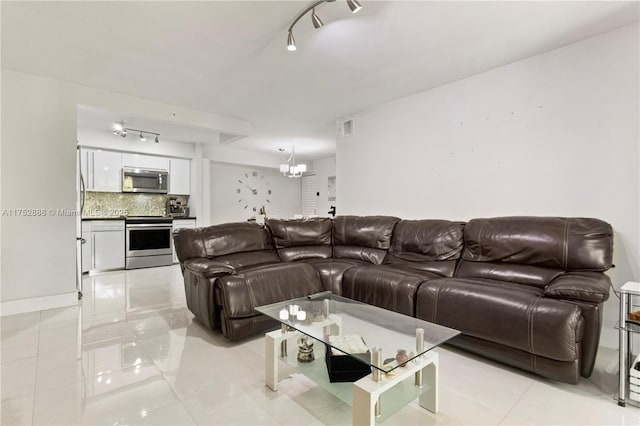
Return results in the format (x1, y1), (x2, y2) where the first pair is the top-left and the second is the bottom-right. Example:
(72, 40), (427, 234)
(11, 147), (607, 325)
(82, 216), (197, 221)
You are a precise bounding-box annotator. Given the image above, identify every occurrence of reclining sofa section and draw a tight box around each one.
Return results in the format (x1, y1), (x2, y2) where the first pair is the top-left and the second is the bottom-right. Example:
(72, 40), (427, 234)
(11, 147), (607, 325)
(174, 215), (613, 384)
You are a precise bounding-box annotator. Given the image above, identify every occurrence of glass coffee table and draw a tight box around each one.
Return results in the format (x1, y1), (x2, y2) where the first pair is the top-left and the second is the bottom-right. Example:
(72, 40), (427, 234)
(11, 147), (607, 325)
(256, 292), (460, 425)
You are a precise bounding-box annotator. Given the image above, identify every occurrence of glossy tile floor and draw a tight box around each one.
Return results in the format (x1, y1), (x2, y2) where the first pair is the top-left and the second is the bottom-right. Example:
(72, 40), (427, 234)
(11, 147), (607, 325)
(1, 265), (638, 425)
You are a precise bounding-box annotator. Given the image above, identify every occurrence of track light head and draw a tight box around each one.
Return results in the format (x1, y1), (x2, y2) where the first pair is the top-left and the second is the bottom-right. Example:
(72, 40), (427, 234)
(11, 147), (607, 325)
(139, 132), (146, 142)
(346, 0), (362, 13)
(311, 8), (323, 29)
(287, 31), (296, 51)
(121, 129), (127, 138)
(154, 135), (159, 143)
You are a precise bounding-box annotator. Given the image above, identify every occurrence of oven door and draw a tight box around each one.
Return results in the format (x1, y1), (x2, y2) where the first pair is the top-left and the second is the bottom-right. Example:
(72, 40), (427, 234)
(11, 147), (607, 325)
(126, 224), (173, 257)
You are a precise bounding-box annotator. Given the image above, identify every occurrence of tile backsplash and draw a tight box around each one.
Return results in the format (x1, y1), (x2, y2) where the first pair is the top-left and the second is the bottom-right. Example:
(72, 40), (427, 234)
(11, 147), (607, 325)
(83, 192), (189, 218)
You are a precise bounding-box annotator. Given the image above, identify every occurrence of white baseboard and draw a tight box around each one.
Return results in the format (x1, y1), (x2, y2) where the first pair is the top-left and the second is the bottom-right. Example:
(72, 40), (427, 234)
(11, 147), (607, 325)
(0, 292), (78, 317)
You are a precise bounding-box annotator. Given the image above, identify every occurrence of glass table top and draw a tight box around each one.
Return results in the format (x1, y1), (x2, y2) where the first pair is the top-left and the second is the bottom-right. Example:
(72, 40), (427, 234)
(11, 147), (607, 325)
(256, 292), (460, 373)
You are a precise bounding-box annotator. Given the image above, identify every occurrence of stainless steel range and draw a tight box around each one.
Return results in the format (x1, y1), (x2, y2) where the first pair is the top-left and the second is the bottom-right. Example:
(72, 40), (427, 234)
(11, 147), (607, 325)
(125, 217), (173, 269)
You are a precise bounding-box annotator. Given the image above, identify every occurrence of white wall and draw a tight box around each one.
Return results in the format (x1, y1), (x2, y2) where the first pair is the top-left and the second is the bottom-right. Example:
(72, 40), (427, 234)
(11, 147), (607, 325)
(337, 24), (639, 348)
(311, 157), (337, 218)
(1, 70), (78, 308)
(210, 162), (302, 225)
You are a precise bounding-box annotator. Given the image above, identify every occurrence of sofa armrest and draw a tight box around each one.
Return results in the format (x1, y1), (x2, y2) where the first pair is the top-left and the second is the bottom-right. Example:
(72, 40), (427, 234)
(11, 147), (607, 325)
(544, 272), (611, 303)
(183, 258), (235, 278)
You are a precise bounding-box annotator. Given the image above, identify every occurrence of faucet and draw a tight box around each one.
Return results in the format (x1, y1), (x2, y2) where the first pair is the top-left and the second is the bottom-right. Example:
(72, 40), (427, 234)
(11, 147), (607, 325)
(328, 206), (336, 217)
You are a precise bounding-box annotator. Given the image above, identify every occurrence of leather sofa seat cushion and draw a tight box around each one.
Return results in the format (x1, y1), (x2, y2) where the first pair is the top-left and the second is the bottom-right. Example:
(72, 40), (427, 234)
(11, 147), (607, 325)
(455, 260), (564, 288)
(416, 278), (583, 362)
(277, 246), (332, 262)
(217, 263), (323, 319)
(333, 216), (400, 264)
(343, 266), (442, 316)
(302, 258), (368, 295)
(462, 217), (613, 271)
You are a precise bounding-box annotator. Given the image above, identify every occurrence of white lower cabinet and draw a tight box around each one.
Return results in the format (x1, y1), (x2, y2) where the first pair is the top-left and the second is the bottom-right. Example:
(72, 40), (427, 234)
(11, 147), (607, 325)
(172, 219), (196, 263)
(82, 220), (125, 272)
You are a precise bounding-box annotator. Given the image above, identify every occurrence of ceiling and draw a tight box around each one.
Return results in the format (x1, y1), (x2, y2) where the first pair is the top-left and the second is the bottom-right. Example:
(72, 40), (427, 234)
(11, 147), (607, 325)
(2, 1), (638, 160)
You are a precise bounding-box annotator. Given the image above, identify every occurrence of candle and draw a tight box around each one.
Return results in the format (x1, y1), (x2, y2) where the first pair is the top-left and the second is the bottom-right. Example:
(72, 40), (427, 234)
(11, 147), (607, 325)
(279, 309), (289, 320)
(289, 304), (300, 315)
(296, 310), (307, 321)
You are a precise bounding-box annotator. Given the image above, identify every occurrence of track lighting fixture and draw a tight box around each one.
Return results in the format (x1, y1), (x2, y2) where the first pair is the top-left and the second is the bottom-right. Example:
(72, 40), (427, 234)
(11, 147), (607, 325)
(311, 8), (323, 29)
(287, 31), (296, 51)
(112, 121), (160, 143)
(286, 0), (364, 51)
(346, 0), (362, 14)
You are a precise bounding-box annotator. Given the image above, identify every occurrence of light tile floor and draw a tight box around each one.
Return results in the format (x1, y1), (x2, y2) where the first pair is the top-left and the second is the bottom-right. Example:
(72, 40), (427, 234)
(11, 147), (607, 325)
(1, 265), (638, 425)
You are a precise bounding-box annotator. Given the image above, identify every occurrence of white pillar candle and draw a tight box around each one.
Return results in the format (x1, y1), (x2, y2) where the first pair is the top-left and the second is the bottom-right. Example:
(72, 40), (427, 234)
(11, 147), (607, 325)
(296, 310), (306, 321)
(279, 309), (289, 320)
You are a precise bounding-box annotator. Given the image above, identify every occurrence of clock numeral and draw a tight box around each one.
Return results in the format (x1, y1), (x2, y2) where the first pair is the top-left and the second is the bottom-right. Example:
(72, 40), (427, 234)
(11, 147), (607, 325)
(267, 189), (271, 195)
(238, 179), (243, 184)
(238, 199), (243, 203)
(252, 171), (258, 177)
(245, 173), (249, 178)
(253, 207), (257, 212)
(244, 205), (248, 210)
(236, 189), (241, 194)
(266, 200), (270, 203)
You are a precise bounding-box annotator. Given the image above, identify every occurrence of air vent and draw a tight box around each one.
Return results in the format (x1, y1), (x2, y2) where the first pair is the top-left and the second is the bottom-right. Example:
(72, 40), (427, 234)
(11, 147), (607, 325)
(338, 118), (355, 137)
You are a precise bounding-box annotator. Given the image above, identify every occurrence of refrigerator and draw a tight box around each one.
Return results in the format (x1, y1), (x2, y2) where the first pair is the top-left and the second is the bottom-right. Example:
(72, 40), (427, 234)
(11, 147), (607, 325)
(75, 145), (85, 299)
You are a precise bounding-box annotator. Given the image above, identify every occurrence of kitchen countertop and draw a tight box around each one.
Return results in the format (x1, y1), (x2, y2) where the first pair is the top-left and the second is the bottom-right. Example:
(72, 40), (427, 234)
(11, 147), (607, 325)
(82, 216), (197, 221)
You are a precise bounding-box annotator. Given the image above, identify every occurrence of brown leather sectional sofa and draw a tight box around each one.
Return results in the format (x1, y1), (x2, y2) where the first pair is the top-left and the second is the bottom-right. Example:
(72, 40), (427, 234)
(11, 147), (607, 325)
(173, 215), (613, 384)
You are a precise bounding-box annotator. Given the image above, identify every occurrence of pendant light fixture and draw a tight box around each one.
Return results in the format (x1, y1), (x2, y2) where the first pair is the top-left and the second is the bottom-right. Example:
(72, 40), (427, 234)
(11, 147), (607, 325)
(279, 146), (307, 178)
(286, 0), (364, 52)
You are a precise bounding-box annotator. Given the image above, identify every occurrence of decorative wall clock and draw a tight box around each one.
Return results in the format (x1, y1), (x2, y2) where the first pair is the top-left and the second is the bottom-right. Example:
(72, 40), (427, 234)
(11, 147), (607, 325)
(237, 170), (271, 213)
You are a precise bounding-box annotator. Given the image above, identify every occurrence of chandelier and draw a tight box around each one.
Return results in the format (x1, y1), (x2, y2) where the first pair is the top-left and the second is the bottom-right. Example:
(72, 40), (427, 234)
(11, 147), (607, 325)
(279, 146), (307, 178)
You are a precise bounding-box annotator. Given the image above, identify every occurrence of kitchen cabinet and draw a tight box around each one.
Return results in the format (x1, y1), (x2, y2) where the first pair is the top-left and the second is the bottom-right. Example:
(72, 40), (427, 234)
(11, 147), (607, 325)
(172, 219), (196, 263)
(82, 220), (125, 272)
(169, 158), (190, 195)
(81, 149), (122, 192)
(122, 153), (169, 171)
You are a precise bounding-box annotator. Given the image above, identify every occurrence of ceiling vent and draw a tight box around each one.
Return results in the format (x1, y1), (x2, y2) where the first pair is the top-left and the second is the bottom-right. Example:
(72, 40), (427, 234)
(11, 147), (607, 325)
(338, 118), (355, 137)
(219, 133), (244, 144)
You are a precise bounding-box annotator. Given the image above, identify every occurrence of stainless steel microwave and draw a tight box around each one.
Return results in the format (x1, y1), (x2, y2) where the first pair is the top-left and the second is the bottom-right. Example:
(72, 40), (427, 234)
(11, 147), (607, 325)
(122, 167), (169, 193)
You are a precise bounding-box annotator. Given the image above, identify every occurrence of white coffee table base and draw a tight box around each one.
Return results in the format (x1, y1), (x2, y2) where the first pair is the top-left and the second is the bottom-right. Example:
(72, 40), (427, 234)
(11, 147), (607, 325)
(265, 328), (439, 426)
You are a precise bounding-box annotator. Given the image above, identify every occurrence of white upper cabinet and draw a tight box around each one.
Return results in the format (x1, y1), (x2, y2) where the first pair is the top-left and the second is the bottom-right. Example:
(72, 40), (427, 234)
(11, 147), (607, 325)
(169, 158), (191, 195)
(83, 149), (122, 192)
(122, 153), (169, 171)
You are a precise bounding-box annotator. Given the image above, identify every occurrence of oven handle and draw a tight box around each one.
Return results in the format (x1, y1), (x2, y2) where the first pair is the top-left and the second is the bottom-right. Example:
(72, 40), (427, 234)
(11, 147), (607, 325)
(126, 224), (173, 229)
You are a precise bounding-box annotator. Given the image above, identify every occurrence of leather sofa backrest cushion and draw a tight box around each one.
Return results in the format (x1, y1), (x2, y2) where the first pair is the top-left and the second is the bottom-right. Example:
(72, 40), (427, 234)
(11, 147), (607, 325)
(462, 217), (613, 271)
(267, 218), (332, 248)
(175, 222), (273, 262)
(384, 219), (464, 275)
(267, 218), (333, 261)
(332, 215), (400, 264)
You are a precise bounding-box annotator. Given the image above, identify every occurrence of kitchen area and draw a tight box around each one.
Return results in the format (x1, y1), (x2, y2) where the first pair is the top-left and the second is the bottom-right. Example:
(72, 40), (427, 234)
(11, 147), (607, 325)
(78, 148), (197, 278)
